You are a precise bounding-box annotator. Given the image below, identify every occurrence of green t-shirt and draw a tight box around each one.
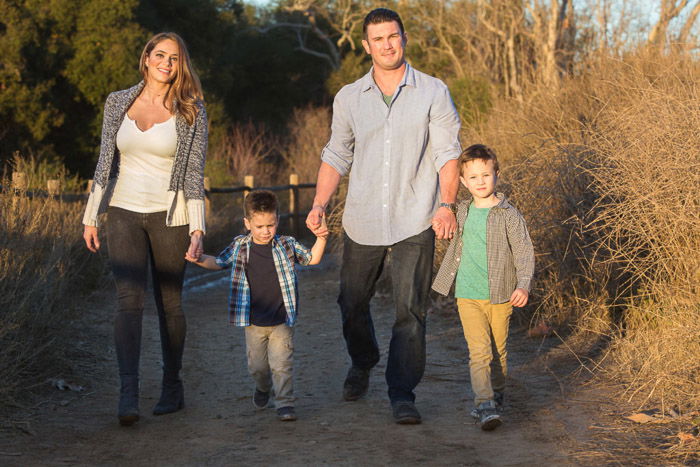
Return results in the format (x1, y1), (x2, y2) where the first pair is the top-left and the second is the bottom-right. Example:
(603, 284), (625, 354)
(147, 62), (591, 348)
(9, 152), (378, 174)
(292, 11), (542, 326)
(455, 204), (491, 300)
(383, 93), (393, 107)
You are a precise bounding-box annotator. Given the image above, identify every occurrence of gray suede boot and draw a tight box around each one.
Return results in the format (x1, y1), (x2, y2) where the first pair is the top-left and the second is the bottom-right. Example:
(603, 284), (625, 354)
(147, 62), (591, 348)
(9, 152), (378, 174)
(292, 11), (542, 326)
(118, 376), (139, 426)
(153, 373), (184, 415)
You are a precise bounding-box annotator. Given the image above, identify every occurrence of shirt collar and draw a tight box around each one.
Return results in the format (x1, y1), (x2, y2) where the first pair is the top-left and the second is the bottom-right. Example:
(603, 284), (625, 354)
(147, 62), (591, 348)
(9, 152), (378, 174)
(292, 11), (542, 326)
(242, 233), (280, 247)
(361, 62), (416, 93)
(459, 192), (511, 210)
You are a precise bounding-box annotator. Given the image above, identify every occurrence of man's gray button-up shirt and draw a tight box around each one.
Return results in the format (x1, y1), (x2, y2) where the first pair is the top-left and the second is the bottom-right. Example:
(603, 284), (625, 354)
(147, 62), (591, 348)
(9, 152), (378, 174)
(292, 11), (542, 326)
(321, 63), (461, 246)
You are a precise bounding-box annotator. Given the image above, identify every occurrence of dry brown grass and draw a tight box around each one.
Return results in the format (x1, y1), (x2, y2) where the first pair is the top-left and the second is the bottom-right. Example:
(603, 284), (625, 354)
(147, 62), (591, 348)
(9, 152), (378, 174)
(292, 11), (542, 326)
(0, 169), (101, 406)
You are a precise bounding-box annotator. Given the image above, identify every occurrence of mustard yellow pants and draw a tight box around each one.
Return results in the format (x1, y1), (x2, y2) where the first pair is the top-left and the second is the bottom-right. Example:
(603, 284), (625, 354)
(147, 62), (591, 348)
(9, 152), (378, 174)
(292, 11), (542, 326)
(457, 298), (513, 406)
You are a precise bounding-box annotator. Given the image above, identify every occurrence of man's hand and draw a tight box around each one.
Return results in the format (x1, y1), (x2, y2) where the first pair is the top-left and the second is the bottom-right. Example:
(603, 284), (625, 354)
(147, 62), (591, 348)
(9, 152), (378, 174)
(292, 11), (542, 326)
(306, 205), (326, 235)
(83, 225), (100, 253)
(510, 288), (529, 307)
(432, 206), (457, 240)
(187, 230), (204, 261)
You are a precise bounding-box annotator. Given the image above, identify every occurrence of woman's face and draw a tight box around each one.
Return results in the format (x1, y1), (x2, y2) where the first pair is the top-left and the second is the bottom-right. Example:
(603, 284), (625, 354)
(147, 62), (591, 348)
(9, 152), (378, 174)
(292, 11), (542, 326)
(144, 39), (179, 84)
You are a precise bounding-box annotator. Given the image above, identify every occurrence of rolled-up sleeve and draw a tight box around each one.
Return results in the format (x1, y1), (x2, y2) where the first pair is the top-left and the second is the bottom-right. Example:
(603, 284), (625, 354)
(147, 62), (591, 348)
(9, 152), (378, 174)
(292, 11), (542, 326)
(321, 89), (355, 177)
(429, 85), (462, 171)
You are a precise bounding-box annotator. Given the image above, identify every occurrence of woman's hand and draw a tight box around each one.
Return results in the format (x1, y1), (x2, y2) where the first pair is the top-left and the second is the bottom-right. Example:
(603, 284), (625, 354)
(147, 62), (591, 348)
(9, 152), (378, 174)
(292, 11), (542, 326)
(83, 225), (101, 253)
(187, 230), (204, 261)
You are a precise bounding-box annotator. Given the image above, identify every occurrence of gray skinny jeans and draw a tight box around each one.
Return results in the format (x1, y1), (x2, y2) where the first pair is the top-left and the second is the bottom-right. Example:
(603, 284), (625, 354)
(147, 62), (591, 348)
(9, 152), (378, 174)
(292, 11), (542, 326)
(106, 206), (190, 381)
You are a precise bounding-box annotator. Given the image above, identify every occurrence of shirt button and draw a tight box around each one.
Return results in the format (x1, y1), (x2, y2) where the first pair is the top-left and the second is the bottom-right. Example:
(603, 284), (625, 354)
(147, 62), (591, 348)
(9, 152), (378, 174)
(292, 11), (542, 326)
(384, 183), (388, 187)
(385, 162), (389, 166)
(383, 204), (387, 208)
(456, 258), (460, 262)
(386, 139), (390, 143)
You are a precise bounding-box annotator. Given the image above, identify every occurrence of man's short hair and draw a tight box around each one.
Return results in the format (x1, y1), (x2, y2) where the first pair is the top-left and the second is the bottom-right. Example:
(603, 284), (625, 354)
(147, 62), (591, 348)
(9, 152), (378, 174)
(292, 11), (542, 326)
(362, 8), (405, 38)
(459, 144), (500, 173)
(244, 190), (278, 218)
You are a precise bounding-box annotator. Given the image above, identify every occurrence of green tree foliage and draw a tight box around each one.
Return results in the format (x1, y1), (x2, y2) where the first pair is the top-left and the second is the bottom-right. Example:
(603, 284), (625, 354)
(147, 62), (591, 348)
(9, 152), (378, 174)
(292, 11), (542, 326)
(0, 0), (144, 174)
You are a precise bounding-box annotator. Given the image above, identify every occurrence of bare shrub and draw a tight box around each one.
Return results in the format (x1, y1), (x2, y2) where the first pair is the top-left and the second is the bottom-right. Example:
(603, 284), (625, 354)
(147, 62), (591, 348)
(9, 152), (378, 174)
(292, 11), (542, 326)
(281, 106), (331, 216)
(208, 121), (278, 187)
(282, 106), (330, 184)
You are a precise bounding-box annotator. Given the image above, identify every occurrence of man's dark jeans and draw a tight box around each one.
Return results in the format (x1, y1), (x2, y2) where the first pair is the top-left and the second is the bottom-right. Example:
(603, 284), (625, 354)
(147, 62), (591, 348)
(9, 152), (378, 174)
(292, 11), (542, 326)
(106, 207), (190, 381)
(338, 228), (435, 403)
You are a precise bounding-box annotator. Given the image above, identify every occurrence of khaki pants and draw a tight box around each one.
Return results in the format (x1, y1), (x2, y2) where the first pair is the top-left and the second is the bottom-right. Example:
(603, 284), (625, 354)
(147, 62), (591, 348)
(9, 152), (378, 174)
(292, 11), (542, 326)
(457, 298), (513, 406)
(245, 324), (295, 408)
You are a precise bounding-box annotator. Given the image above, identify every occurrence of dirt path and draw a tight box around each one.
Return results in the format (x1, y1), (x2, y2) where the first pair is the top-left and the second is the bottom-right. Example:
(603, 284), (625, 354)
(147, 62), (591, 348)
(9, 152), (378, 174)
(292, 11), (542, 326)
(1, 254), (599, 466)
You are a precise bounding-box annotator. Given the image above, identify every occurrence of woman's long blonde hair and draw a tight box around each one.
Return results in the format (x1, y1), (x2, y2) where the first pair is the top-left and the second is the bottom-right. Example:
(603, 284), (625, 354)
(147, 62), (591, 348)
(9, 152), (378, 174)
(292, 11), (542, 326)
(139, 32), (203, 125)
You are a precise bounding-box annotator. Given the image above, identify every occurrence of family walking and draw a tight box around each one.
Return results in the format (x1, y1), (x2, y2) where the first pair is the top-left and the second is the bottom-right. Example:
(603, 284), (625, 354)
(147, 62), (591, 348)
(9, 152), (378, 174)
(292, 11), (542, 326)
(82, 7), (534, 433)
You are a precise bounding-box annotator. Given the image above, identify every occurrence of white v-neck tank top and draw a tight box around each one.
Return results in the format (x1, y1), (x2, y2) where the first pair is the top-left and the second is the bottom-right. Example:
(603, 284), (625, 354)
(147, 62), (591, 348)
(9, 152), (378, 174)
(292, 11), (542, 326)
(110, 114), (177, 213)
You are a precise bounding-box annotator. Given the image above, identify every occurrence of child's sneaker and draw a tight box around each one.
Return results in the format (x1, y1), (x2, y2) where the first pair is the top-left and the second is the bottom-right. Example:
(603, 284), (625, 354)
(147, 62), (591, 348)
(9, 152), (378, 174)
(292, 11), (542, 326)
(470, 406), (480, 419)
(475, 400), (502, 431)
(277, 406), (297, 421)
(471, 392), (505, 418)
(253, 389), (270, 409)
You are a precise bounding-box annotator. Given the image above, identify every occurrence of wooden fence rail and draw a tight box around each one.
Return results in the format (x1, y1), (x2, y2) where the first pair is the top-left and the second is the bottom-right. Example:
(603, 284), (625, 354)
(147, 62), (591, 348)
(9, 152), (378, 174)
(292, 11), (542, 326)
(204, 174), (316, 238)
(4, 172), (316, 237)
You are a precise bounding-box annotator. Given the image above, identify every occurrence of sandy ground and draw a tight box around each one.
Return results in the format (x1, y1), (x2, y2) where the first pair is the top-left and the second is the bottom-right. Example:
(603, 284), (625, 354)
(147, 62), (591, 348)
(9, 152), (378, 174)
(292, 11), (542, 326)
(0, 253), (602, 466)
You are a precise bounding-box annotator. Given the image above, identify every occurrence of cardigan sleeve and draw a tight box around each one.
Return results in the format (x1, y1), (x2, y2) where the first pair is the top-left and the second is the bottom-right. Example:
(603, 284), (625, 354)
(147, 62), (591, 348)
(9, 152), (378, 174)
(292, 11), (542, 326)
(184, 102), (207, 201)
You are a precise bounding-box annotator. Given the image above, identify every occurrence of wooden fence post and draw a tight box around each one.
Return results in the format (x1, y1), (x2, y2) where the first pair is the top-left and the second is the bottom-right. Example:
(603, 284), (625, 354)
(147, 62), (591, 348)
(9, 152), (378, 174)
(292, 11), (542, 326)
(47, 179), (60, 208)
(289, 173), (299, 238)
(47, 179), (60, 197)
(243, 175), (254, 199)
(203, 176), (211, 218)
(12, 172), (27, 210)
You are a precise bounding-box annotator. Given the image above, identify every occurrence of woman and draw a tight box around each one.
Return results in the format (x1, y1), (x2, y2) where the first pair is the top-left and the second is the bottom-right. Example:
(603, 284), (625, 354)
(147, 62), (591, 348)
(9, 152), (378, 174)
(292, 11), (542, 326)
(82, 32), (207, 426)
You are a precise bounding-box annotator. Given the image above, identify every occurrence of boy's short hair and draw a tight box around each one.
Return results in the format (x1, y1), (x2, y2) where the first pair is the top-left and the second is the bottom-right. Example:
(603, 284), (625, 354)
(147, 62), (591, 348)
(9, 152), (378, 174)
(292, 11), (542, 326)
(363, 8), (404, 38)
(244, 190), (278, 218)
(459, 144), (500, 173)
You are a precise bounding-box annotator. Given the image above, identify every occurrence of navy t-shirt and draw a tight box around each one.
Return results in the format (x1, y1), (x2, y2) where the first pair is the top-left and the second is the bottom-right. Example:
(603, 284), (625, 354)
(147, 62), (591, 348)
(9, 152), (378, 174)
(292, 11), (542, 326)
(246, 242), (287, 326)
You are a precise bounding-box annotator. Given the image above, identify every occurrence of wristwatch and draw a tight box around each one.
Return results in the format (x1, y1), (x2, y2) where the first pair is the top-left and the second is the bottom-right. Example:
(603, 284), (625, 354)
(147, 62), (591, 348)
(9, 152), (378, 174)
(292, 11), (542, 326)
(439, 202), (456, 213)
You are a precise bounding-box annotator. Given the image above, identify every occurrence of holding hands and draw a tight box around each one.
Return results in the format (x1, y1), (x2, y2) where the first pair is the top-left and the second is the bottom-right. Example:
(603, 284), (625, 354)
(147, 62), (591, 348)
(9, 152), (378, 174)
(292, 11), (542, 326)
(187, 230), (204, 262)
(306, 205), (329, 238)
(431, 206), (457, 240)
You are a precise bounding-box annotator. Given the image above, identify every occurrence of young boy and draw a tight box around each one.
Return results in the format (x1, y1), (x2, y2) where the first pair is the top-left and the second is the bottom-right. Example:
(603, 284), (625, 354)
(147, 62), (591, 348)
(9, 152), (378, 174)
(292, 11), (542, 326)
(432, 144), (535, 431)
(186, 190), (327, 421)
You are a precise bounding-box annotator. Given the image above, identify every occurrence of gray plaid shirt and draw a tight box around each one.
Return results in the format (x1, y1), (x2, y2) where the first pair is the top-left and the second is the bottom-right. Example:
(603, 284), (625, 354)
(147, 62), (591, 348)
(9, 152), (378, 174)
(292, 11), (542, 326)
(431, 193), (535, 304)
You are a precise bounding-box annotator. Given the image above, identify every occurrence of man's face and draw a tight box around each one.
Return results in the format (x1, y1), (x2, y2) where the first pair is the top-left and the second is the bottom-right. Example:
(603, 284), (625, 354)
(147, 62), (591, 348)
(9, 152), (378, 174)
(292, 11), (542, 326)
(361, 21), (407, 72)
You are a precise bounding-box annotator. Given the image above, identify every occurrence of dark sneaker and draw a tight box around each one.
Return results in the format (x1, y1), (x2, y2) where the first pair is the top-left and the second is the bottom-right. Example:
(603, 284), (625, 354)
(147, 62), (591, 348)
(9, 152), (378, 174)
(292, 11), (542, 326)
(253, 389), (270, 410)
(343, 367), (370, 401)
(277, 406), (297, 421)
(476, 400), (502, 431)
(392, 401), (422, 425)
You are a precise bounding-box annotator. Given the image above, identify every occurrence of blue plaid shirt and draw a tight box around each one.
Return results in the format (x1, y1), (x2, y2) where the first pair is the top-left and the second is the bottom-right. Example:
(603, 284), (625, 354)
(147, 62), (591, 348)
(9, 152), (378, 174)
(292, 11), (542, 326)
(215, 234), (312, 327)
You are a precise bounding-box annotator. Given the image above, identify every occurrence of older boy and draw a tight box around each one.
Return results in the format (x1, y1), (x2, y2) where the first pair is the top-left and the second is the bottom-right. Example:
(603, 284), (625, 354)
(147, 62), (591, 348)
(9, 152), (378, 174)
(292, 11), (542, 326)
(432, 144), (535, 431)
(186, 190), (327, 421)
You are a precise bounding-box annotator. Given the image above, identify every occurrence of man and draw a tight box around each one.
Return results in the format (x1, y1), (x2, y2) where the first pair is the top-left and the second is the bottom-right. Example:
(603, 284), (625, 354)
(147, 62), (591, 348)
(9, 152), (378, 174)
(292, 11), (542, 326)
(306, 7), (461, 424)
